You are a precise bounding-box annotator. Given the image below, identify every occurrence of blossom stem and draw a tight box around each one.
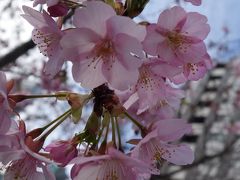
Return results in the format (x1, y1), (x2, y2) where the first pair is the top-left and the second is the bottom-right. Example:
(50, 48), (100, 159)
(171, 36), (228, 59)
(111, 116), (116, 147)
(115, 117), (122, 149)
(21, 94), (67, 99)
(104, 120), (110, 142)
(96, 126), (105, 146)
(124, 111), (145, 132)
(41, 109), (72, 140)
(8, 93), (68, 103)
(42, 109), (71, 130)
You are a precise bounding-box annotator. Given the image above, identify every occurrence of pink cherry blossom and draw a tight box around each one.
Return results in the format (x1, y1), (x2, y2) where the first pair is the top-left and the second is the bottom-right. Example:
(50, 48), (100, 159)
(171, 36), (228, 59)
(185, 0), (202, 6)
(22, 6), (65, 78)
(0, 71), (13, 134)
(45, 140), (78, 166)
(131, 119), (193, 174)
(70, 147), (151, 180)
(47, 3), (69, 17)
(143, 6), (210, 65)
(0, 121), (55, 180)
(171, 54), (213, 84)
(61, 1), (146, 90)
(124, 58), (183, 119)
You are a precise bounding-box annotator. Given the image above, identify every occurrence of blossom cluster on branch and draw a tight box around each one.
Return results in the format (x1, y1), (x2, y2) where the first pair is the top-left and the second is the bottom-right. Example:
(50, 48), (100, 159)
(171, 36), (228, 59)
(0, 0), (211, 179)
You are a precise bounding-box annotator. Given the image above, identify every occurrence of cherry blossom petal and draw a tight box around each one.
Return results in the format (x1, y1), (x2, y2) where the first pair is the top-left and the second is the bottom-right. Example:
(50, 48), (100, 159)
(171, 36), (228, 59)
(0, 110), (11, 134)
(153, 119), (192, 142)
(102, 59), (139, 90)
(61, 28), (100, 59)
(43, 47), (65, 78)
(181, 12), (210, 40)
(157, 6), (187, 31)
(72, 60), (107, 89)
(143, 24), (165, 56)
(73, 1), (116, 37)
(22, 6), (57, 29)
(176, 41), (207, 63)
(156, 40), (181, 63)
(149, 59), (181, 78)
(114, 33), (143, 70)
(161, 143), (194, 165)
(107, 16), (146, 42)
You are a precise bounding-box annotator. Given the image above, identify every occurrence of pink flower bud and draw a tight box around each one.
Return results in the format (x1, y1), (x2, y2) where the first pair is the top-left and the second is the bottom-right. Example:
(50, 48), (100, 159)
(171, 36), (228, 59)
(47, 3), (69, 17)
(45, 140), (78, 166)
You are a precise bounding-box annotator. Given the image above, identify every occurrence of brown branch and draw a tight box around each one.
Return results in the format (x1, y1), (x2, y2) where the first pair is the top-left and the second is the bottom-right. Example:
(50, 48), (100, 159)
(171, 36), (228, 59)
(0, 39), (35, 68)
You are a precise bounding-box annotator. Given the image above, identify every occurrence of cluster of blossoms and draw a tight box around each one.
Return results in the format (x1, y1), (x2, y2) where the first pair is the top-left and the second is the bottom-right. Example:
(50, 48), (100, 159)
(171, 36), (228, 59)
(0, 0), (211, 179)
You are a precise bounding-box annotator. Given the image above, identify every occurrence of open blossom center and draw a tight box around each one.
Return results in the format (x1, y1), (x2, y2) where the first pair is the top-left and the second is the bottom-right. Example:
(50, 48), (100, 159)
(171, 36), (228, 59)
(88, 39), (116, 70)
(186, 63), (198, 74)
(137, 65), (160, 90)
(149, 140), (172, 166)
(167, 32), (188, 52)
(99, 160), (125, 180)
(96, 40), (115, 58)
(33, 29), (60, 57)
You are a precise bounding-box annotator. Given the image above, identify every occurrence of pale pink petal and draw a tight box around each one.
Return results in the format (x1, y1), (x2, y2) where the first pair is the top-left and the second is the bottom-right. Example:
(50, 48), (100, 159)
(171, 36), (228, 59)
(107, 16), (146, 42)
(176, 41), (207, 63)
(43, 48), (65, 78)
(102, 59), (139, 90)
(165, 86), (185, 109)
(72, 60), (107, 89)
(151, 105), (176, 119)
(0, 147), (26, 165)
(156, 40), (180, 63)
(114, 33), (144, 70)
(153, 119), (192, 142)
(161, 143), (194, 165)
(123, 92), (139, 110)
(143, 24), (165, 56)
(0, 110), (11, 134)
(72, 163), (102, 180)
(71, 148), (150, 180)
(73, 1), (116, 37)
(22, 6), (57, 29)
(157, 6), (187, 31)
(183, 62), (207, 81)
(108, 148), (150, 174)
(70, 155), (110, 165)
(61, 28), (100, 59)
(149, 59), (182, 78)
(171, 73), (187, 84)
(181, 12), (210, 40)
